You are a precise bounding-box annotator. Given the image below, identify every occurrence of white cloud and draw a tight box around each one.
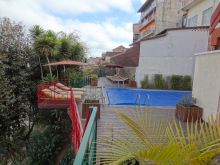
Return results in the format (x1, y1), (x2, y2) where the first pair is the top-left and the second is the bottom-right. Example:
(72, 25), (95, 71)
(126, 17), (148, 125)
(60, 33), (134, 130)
(0, 0), (134, 56)
(42, 0), (135, 14)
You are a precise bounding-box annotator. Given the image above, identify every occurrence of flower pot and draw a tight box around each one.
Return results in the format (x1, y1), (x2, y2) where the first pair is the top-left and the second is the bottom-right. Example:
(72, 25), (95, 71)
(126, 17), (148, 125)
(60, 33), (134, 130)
(176, 104), (203, 122)
(91, 80), (98, 86)
(82, 99), (100, 119)
(129, 81), (137, 88)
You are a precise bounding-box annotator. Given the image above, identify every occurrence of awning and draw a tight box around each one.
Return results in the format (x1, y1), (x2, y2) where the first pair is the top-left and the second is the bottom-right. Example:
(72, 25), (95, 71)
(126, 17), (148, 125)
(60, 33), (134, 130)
(44, 60), (88, 66)
(104, 64), (124, 68)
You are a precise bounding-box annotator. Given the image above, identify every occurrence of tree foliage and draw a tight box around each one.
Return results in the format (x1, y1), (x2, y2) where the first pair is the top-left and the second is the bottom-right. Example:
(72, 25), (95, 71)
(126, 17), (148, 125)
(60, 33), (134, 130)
(0, 18), (38, 164)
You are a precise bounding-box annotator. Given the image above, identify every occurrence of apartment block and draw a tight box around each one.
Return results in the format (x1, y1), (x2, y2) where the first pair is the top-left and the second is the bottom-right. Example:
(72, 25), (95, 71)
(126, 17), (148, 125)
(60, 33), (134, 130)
(181, 0), (220, 27)
(133, 0), (183, 42)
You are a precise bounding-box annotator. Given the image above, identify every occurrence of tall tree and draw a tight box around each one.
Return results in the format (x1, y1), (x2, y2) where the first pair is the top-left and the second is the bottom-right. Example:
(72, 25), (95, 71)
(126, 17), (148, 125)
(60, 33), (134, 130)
(29, 25), (44, 78)
(0, 18), (37, 164)
(33, 30), (57, 74)
(70, 42), (87, 61)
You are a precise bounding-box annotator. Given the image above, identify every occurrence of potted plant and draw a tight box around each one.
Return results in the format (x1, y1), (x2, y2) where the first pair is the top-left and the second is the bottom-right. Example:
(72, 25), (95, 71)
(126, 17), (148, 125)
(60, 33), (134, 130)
(176, 95), (203, 122)
(90, 74), (98, 86)
(128, 75), (137, 88)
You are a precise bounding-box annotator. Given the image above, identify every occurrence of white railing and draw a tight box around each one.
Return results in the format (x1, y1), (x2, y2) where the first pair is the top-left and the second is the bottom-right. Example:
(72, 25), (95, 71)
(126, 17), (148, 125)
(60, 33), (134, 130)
(141, 1), (157, 20)
(140, 29), (155, 38)
(181, 0), (194, 9)
(140, 14), (155, 29)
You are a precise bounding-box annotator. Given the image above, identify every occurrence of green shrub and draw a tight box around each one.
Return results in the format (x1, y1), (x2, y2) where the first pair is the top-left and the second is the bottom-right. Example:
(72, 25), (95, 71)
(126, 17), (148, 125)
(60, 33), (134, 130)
(41, 74), (57, 83)
(182, 75), (192, 90)
(178, 94), (196, 107)
(153, 74), (166, 89)
(141, 75), (149, 89)
(27, 125), (67, 165)
(91, 74), (98, 81)
(170, 75), (183, 90)
(59, 149), (74, 165)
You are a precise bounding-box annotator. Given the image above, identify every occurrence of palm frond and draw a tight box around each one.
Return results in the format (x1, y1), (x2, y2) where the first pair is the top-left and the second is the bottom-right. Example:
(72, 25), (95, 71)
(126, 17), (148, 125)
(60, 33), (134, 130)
(97, 109), (220, 165)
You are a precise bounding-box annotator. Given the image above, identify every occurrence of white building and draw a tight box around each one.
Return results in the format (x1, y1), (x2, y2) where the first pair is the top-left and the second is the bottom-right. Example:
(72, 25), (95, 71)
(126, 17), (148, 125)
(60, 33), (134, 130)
(182, 0), (220, 27)
(135, 26), (209, 87)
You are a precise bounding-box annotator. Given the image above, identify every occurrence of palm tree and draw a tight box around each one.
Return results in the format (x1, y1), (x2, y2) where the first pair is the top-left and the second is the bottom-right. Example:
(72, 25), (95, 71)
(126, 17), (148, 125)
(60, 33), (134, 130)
(29, 25), (44, 78)
(97, 109), (220, 165)
(34, 30), (57, 75)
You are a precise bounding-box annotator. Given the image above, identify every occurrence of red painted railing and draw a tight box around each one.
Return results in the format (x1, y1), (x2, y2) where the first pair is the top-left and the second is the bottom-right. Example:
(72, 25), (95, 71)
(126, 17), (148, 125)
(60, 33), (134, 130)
(69, 88), (83, 155)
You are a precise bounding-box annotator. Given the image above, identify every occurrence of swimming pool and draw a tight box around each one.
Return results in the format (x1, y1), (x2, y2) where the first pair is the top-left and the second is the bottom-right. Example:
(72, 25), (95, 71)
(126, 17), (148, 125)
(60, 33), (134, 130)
(106, 88), (192, 106)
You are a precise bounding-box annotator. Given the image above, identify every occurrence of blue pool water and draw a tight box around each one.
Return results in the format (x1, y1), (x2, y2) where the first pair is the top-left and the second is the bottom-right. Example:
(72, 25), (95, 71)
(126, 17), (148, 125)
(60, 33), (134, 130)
(106, 88), (192, 106)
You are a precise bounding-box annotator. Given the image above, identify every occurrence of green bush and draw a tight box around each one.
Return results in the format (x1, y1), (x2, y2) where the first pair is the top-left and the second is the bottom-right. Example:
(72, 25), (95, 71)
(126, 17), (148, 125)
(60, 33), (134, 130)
(141, 75), (149, 89)
(170, 75), (183, 90)
(182, 75), (192, 90)
(153, 74), (166, 89)
(59, 149), (74, 165)
(27, 125), (67, 165)
(41, 74), (57, 83)
(91, 74), (98, 81)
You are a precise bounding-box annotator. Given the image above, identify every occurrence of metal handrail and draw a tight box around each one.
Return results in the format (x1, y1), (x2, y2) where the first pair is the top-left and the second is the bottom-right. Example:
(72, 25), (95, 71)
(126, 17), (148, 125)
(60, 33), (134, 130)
(135, 93), (141, 105)
(144, 94), (150, 106)
(73, 107), (97, 165)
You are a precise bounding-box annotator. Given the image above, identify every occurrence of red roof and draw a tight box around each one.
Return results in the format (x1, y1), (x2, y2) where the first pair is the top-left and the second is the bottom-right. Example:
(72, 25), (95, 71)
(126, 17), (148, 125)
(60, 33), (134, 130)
(44, 60), (88, 66)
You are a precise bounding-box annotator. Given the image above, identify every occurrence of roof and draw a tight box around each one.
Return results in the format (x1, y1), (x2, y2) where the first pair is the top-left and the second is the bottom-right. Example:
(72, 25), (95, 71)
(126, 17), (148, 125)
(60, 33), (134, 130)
(112, 45), (127, 52)
(110, 43), (140, 67)
(102, 51), (121, 58)
(104, 64), (124, 68)
(139, 26), (210, 42)
(44, 60), (88, 66)
(138, 0), (154, 12)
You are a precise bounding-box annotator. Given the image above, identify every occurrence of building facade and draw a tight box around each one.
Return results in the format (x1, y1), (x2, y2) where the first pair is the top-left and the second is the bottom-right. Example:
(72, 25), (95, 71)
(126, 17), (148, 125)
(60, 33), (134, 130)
(135, 27), (209, 87)
(182, 0), (220, 27)
(133, 0), (183, 42)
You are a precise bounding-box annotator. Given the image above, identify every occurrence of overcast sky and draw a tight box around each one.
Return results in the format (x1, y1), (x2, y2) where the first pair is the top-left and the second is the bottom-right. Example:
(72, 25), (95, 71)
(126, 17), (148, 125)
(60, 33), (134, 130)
(0, 0), (145, 57)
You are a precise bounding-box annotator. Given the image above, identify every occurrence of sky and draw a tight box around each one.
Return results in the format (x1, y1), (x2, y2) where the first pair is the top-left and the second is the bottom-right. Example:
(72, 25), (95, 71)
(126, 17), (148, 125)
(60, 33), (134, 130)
(0, 0), (146, 57)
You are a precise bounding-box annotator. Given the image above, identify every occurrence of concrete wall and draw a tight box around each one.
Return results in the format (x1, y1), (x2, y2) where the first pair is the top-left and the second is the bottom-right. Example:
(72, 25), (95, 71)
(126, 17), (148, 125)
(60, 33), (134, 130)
(156, 0), (183, 33)
(187, 0), (220, 26)
(193, 50), (220, 121)
(136, 28), (209, 87)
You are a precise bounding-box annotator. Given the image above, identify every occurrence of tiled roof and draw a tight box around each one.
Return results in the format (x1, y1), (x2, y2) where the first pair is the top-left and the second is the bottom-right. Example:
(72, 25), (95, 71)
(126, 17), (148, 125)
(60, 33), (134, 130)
(102, 51), (121, 58)
(110, 43), (140, 67)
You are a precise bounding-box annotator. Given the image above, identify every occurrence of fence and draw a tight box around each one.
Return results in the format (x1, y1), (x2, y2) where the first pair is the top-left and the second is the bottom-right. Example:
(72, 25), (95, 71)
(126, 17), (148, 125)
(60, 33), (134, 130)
(73, 107), (97, 165)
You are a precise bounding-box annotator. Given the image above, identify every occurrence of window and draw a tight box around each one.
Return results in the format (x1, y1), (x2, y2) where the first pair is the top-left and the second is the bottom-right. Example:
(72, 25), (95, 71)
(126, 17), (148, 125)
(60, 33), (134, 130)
(202, 7), (213, 25)
(188, 15), (198, 27)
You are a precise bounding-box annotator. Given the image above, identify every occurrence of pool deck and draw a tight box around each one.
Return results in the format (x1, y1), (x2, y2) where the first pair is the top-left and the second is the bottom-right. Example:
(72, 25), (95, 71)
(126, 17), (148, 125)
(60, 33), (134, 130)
(88, 78), (189, 163)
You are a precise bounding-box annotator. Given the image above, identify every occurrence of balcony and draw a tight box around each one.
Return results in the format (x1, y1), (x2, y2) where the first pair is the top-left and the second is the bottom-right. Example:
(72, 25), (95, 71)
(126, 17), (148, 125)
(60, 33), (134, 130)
(181, 0), (203, 10)
(139, 28), (155, 39)
(140, 1), (156, 21)
(140, 14), (155, 30)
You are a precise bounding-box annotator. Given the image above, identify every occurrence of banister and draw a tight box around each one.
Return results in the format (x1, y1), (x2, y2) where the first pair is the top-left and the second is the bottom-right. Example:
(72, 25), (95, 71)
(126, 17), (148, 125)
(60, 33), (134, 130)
(73, 107), (97, 165)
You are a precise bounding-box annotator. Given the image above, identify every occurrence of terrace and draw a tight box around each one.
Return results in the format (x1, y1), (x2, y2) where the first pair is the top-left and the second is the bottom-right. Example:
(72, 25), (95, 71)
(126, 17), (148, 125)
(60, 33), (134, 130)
(70, 77), (206, 164)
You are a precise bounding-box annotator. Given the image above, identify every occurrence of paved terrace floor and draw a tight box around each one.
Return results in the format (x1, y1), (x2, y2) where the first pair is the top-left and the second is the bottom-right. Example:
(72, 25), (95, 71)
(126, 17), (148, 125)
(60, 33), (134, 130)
(77, 78), (220, 164)
(89, 78), (188, 164)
